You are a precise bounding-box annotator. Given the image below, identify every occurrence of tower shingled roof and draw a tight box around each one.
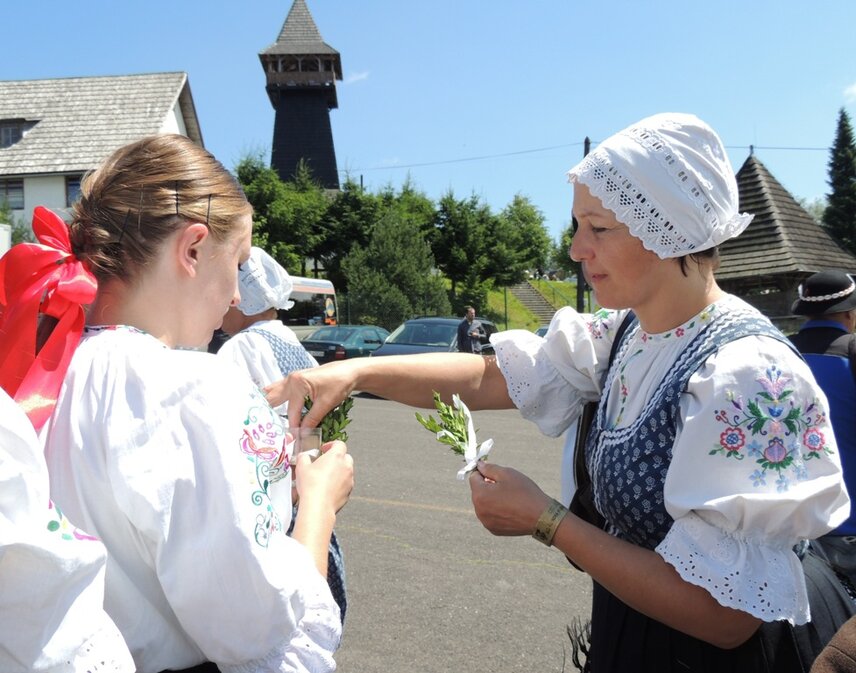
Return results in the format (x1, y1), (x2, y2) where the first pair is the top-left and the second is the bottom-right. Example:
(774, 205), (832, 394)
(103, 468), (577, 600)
(260, 0), (339, 56)
(717, 154), (856, 280)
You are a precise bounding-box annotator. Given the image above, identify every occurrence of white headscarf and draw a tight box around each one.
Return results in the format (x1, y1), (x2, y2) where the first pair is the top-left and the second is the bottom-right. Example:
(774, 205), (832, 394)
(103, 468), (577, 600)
(567, 112), (753, 259)
(237, 247), (294, 316)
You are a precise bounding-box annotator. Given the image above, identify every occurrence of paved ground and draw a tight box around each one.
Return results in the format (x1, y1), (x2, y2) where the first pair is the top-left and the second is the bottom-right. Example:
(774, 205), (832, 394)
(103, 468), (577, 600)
(331, 394), (592, 673)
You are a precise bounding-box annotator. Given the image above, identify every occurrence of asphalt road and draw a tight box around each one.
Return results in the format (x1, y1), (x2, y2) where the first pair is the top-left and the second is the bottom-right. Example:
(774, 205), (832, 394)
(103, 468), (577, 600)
(332, 394), (592, 673)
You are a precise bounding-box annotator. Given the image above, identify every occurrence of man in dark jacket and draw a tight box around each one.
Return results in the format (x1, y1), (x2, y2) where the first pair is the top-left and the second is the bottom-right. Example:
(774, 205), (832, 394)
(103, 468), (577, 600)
(457, 306), (484, 353)
(790, 271), (856, 594)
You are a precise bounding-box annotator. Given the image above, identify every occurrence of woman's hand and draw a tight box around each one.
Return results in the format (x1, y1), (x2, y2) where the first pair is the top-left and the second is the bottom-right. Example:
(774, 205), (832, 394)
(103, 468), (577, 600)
(291, 440), (354, 577)
(265, 361), (357, 430)
(294, 440), (354, 515)
(468, 461), (551, 536)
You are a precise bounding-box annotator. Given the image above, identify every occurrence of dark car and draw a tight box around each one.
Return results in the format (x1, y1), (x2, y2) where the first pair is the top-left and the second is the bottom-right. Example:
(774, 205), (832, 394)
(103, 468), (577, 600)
(301, 325), (390, 364)
(371, 316), (497, 357)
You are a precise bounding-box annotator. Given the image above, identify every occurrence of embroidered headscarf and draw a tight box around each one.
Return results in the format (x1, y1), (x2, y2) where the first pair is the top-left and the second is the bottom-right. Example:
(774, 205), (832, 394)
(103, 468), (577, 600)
(0, 207), (97, 430)
(237, 246), (294, 316)
(567, 112), (753, 259)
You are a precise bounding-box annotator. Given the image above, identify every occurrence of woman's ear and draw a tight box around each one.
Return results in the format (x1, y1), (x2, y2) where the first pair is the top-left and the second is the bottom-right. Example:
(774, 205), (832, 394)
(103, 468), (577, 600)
(175, 223), (210, 278)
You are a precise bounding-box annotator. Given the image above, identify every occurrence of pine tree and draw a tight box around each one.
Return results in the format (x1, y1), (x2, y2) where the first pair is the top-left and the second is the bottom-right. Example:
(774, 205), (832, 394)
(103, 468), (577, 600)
(823, 108), (856, 254)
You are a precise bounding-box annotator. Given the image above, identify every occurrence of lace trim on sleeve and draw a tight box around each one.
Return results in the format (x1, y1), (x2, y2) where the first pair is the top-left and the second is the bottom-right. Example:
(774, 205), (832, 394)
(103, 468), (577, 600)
(218, 590), (341, 673)
(656, 511), (809, 625)
(491, 330), (579, 437)
(71, 620), (136, 671)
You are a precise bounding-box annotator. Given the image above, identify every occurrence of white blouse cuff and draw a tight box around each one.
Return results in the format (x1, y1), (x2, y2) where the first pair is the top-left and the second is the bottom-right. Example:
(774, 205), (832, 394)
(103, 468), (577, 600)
(491, 330), (581, 437)
(656, 512), (810, 625)
(70, 620), (135, 672)
(218, 594), (341, 673)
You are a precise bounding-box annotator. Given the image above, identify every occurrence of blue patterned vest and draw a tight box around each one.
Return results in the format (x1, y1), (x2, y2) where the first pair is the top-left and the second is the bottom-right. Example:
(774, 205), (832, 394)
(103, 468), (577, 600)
(246, 325), (317, 375)
(586, 308), (797, 550)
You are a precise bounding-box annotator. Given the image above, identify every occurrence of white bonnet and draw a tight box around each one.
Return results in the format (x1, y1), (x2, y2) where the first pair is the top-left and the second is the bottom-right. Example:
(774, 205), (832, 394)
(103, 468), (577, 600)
(567, 112), (753, 259)
(237, 246), (294, 316)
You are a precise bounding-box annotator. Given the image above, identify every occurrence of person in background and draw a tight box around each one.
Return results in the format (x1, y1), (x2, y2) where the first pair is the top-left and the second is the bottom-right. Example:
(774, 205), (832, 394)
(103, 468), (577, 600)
(5, 134), (352, 673)
(456, 305), (484, 353)
(218, 246), (347, 622)
(269, 113), (853, 672)
(790, 270), (856, 582)
(0, 389), (134, 672)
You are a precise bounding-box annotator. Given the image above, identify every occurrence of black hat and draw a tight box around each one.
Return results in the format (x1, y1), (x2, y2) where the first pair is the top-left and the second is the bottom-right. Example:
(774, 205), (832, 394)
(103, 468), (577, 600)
(791, 270), (856, 316)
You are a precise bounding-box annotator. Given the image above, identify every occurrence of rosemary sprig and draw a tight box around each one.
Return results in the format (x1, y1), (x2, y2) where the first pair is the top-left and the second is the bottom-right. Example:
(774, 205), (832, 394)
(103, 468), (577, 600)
(304, 395), (354, 442)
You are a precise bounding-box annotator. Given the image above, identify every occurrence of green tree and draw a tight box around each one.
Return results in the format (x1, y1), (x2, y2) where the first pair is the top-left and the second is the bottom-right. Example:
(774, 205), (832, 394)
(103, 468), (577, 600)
(431, 191), (493, 308)
(823, 108), (856, 254)
(320, 178), (382, 292)
(799, 197), (827, 225)
(342, 210), (450, 329)
(0, 200), (32, 245)
(490, 194), (552, 285)
(235, 154), (328, 274)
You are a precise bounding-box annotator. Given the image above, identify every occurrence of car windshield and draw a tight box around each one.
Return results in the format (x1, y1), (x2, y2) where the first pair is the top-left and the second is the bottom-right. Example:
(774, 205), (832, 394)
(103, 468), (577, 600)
(386, 322), (455, 347)
(308, 327), (355, 342)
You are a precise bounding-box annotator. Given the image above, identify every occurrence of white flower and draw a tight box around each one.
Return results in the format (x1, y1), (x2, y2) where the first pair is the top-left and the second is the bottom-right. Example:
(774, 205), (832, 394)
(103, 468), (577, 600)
(450, 394), (493, 480)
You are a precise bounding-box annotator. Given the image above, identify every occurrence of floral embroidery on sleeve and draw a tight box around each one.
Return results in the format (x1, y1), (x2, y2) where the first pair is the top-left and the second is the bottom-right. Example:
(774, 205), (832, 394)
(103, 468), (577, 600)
(586, 308), (612, 341)
(238, 387), (288, 547)
(710, 364), (830, 492)
(47, 501), (99, 541)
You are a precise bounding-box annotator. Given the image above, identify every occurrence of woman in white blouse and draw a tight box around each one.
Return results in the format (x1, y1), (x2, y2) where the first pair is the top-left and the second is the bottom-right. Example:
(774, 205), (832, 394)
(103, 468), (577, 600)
(269, 113), (852, 671)
(0, 389), (134, 672)
(16, 134), (353, 673)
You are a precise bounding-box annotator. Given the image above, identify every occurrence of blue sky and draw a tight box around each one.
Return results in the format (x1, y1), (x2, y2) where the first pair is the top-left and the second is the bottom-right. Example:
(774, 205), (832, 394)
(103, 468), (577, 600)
(3, 1), (855, 240)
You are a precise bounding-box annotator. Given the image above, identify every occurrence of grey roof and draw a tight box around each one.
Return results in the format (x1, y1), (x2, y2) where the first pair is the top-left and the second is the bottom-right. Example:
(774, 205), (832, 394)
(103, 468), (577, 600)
(0, 72), (202, 176)
(260, 0), (339, 56)
(717, 154), (856, 280)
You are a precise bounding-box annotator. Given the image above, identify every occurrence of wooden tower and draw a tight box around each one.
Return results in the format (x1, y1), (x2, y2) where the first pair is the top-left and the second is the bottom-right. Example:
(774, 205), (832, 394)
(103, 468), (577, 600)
(259, 0), (342, 189)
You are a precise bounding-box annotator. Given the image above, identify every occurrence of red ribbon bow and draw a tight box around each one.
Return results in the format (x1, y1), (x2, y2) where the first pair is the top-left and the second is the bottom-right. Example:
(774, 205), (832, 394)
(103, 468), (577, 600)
(0, 206), (97, 431)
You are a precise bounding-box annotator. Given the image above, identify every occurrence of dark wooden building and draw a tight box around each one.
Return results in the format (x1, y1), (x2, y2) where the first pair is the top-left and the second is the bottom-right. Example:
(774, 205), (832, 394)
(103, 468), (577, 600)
(717, 154), (856, 332)
(259, 0), (342, 189)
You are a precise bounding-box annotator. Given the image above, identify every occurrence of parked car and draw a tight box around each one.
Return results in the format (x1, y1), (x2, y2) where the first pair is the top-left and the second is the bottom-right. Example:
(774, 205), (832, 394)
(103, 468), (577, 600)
(371, 317), (497, 357)
(301, 325), (390, 364)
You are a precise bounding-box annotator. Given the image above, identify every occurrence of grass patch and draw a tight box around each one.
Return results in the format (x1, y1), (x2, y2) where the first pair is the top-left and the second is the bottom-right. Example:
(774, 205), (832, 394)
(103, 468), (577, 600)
(484, 286), (541, 331)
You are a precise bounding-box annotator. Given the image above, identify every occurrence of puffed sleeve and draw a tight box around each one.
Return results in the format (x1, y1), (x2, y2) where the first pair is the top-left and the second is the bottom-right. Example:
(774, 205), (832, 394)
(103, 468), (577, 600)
(490, 307), (631, 436)
(217, 330), (285, 391)
(106, 354), (340, 672)
(0, 392), (134, 672)
(657, 335), (850, 625)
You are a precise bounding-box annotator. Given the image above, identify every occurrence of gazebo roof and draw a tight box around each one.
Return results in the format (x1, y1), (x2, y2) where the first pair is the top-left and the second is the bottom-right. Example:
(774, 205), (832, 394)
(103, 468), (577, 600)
(717, 154), (856, 280)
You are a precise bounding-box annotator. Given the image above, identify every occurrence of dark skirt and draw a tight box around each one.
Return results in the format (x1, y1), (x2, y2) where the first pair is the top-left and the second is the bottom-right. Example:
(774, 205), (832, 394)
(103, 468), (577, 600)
(585, 550), (856, 673)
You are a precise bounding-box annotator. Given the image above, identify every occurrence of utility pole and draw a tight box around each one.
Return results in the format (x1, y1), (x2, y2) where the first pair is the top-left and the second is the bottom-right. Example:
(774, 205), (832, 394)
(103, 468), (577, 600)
(575, 137), (591, 312)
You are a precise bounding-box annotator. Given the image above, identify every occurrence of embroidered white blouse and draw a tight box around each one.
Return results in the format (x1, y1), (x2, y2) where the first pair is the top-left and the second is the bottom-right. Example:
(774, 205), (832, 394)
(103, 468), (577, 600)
(491, 294), (850, 625)
(41, 326), (340, 673)
(0, 390), (134, 672)
(218, 320), (317, 416)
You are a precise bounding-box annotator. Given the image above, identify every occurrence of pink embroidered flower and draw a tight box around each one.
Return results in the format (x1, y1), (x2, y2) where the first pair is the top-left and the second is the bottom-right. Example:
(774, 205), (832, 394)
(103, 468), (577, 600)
(803, 427), (826, 453)
(719, 427), (745, 453)
(764, 437), (787, 465)
(675, 327), (685, 337)
(240, 427), (280, 462)
(756, 367), (791, 400)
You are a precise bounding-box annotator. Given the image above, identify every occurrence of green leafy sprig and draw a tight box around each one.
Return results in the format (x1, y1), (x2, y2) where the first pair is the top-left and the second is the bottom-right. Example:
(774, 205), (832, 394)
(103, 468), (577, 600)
(415, 391), (472, 456)
(416, 391), (493, 479)
(304, 395), (354, 442)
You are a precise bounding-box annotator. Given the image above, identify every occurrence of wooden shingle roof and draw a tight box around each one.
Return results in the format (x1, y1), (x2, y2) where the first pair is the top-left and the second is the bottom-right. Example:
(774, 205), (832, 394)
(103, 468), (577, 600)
(0, 72), (202, 177)
(260, 0), (339, 56)
(717, 154), (856, 281)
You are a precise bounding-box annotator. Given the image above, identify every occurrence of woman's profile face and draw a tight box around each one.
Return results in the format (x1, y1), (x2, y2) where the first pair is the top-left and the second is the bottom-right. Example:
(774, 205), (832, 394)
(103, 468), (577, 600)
(570, 183), (674, 312)
(192, 213), (253, 346)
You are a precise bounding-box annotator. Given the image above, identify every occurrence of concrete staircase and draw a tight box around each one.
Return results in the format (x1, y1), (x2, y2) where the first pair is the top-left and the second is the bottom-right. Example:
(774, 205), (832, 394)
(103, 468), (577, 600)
(509, 281), (557, 326)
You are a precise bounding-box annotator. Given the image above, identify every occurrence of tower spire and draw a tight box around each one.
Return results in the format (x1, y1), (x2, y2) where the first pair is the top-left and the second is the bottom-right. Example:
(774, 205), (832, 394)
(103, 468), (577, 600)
(259, 0), (342, 189)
